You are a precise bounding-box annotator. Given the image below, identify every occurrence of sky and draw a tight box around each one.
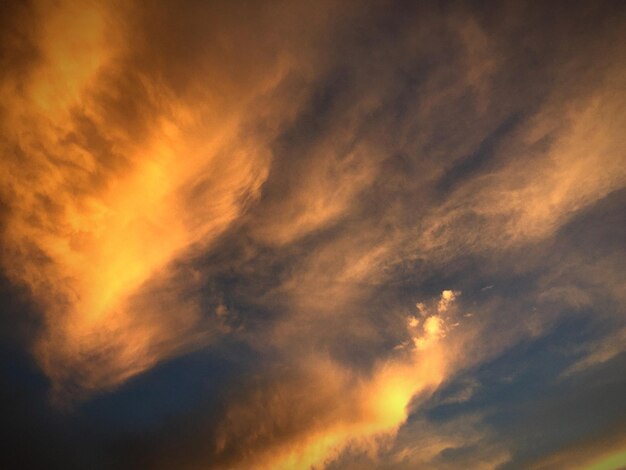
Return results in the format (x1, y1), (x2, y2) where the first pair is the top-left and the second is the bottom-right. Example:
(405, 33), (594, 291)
(0, 0), (625, 469)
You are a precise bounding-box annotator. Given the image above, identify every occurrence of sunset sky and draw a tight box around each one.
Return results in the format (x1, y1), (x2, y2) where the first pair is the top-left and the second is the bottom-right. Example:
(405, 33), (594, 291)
(1, 1), (625, 469)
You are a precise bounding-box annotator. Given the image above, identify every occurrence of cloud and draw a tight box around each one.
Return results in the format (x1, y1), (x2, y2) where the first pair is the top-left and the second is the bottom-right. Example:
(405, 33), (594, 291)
(381, 414), (510, 470)
(0, 0), (343, 398)
(562, 327), (626, 378)
(525, 422), (626, 470)
(120, 289), (469, 470)
(413, 70), (626, 261)
(0, 1), (624, 468)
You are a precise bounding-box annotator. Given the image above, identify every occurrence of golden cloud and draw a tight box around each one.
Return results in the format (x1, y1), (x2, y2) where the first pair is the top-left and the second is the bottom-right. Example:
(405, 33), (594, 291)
(202, 290), (467, 470)
(0, 0), (327, 398)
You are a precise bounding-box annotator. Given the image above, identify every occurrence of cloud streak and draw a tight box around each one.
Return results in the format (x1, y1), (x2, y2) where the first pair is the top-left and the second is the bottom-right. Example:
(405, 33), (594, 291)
(0, 0), (624, 468)
(0, 0), (330, 397)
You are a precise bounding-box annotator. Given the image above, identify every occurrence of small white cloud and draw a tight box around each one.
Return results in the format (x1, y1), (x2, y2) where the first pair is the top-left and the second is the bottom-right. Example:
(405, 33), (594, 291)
(416, 302), (427, 315)
(407, 315), (420, 328)
(438, 289), (460, 313)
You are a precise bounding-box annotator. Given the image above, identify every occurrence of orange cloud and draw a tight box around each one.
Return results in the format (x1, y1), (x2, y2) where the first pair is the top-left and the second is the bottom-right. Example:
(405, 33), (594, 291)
(415, 64), (626, 260)
(0, 0), (321, 399)
(1, 2), (624, 468)
(206, 290), (467, 470)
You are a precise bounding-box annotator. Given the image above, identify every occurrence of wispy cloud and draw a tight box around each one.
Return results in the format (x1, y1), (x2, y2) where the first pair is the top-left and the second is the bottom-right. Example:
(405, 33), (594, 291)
(0, 1), (624, 468)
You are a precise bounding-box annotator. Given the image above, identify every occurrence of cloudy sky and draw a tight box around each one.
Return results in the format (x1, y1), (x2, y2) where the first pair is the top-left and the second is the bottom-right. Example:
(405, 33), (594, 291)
(1, 1), (625, 469)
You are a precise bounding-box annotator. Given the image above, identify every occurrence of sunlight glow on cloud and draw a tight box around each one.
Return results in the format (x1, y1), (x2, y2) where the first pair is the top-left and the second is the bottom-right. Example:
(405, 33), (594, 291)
(0, 1), (624, 468)
(0, 0), (301, 397)
(207, 290), (463, 469)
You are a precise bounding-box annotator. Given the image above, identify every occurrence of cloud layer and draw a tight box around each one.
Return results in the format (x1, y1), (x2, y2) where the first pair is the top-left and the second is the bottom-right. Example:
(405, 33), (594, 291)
(0, 0), (624, 468)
